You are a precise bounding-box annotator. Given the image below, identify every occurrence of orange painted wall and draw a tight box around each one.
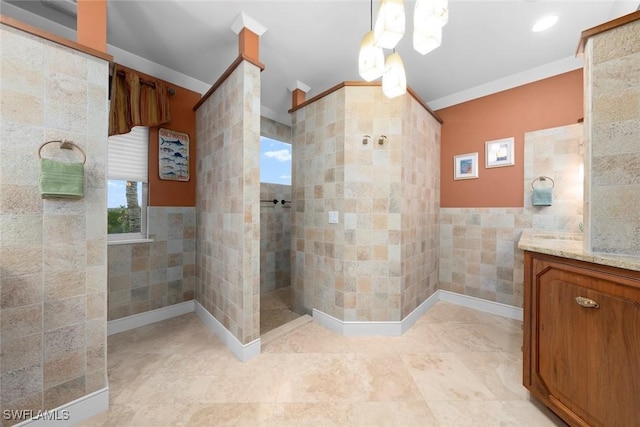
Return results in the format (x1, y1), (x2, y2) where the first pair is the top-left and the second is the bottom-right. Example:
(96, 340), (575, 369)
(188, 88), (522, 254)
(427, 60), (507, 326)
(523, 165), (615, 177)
(148, 82), (201, 207)
(115, 67), (203, 207)
(437, 69), (583, 208)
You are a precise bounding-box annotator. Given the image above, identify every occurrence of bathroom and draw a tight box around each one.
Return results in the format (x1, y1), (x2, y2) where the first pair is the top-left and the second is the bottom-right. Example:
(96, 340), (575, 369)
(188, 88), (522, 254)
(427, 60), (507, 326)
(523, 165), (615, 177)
(1, 3), (639, 426)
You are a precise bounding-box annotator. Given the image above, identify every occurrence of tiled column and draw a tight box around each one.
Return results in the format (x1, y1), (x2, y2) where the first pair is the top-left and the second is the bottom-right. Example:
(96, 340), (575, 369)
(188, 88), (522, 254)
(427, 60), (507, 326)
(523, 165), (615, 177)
(195, 14), (265, 350)
(0, 25), (109, 423)
(583, 17), (640, 254)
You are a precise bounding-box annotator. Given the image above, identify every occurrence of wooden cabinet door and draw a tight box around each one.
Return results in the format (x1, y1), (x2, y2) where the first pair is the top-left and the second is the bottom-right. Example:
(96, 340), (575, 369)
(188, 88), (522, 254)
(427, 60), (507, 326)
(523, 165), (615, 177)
(531, 258), (640, 427)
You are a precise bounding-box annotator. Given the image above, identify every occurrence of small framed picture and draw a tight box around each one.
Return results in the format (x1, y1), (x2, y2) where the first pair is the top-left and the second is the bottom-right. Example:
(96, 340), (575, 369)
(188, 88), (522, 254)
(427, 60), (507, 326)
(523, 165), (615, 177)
(159, 128), (190, 181)
(485, 137), (515, 168)
(454, 152), (479, 180)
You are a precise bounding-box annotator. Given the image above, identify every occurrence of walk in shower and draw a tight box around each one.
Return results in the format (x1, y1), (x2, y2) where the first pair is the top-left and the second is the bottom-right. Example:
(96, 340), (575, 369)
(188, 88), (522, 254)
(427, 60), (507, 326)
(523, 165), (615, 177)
(258, 130), (299, 334)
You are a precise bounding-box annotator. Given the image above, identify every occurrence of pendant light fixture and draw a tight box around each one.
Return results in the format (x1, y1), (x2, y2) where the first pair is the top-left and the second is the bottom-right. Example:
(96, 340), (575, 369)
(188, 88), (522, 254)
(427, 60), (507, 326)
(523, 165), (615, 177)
(413, 0), (448, 55)
(373, 0), (406, 49)
(382, 51), (406, 98)
(358, 0), (385, 81)
(358, 0), (448, 98)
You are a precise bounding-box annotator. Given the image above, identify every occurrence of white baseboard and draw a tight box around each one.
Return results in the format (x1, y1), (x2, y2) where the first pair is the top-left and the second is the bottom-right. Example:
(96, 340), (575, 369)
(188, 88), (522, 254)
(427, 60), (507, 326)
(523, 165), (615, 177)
(12, 387), (109, 427)
(400, 290), (441, 334)
(312, 309), (402, 336)
(313, 290), (522, 336)
(107, 301), (195, 336)
(194, 301), (261, 362)
(313, 291), (440, 336)
(439, 290), (524, 321)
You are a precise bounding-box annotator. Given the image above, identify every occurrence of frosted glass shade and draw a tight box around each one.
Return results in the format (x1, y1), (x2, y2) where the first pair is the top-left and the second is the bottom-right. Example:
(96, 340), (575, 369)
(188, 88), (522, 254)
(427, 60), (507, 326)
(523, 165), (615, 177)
(358, 31), (385, 81)
(414, 0), (449, 32)
(382, 52), (406, 98)
(413, 26), (442, 55)
(373, 0), (405, 49)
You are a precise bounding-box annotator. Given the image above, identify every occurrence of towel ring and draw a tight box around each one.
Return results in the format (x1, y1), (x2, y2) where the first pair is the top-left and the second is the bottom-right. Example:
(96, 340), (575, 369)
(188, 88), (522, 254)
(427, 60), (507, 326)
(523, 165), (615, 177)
(531, 176), (554, 190)
(38, 140), (86, 165)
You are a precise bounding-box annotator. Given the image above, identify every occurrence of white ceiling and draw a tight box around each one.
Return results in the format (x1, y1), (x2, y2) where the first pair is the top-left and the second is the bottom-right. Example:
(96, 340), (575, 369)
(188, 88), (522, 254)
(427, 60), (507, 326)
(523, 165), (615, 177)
(3, 0), (639, 124)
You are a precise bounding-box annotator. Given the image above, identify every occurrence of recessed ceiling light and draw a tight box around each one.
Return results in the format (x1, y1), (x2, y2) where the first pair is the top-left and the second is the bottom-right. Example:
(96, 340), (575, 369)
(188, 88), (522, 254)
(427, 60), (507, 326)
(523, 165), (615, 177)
(532, 15), (558, 32)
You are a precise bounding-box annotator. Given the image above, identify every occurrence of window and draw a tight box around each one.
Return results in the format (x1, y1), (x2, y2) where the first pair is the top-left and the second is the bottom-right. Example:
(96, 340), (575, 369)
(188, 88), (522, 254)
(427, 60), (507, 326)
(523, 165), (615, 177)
(107, 126), (150, 242)
(260, 136), (291, 185)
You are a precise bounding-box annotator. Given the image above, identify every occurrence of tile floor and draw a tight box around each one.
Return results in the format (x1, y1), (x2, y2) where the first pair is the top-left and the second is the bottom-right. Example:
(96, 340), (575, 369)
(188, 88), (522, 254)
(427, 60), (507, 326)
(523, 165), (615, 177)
(79, 301), (566, 426)
(260, 286), (301, 335)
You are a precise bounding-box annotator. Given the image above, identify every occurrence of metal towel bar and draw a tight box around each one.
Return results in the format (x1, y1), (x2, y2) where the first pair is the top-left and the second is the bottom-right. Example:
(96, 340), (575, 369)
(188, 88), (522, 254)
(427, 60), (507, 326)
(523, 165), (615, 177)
(39, 139), (86, 165)
(531, 176), (554, 190)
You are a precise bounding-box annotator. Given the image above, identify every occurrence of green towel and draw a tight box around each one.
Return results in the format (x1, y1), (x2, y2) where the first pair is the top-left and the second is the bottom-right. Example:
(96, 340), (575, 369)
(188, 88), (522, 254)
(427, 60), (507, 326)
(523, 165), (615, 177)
(532, 187), (553, 206)
(40, 158), (84, 199)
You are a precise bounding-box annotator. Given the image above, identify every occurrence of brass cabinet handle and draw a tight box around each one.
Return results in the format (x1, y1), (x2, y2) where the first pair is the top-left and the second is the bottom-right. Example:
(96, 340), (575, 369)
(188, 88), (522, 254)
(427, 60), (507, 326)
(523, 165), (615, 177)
(575, 296), (599, 309)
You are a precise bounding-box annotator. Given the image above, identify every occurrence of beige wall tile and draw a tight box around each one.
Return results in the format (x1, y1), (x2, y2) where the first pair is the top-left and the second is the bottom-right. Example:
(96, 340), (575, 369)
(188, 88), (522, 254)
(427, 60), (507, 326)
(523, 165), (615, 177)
(0, 214), (43, 245)
(0, 185), (43, 214)
(43, 376), (85, 410)
(86, 238), (106, 266)
(1, 274), (42, 309)
(1, 364), (42, 406)
(84, 369), (106, 395)
(591, 19), (640, 65)
(86, 292), (106, 320)
(1, 334), (42, 374)
(1, 245), (42, 278)
(1, 304), (42, 341)
(43, 350), (85, 389)
(44, 323), (85, 362)
(44, 296), (86, 331)
(0, 391), (43, 425)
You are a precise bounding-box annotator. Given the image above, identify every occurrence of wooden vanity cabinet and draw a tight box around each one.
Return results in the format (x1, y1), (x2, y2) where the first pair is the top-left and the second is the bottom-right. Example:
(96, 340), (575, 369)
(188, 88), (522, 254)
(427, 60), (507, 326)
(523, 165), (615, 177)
(523, 251), (640, 427)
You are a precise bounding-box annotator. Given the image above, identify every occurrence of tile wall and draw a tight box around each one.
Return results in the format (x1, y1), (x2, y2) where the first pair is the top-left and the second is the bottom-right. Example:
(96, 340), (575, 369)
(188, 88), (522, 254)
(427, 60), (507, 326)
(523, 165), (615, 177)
(439, 123), (584, 307)
(195, 61), (261, 344)
(0, 25), (108, 424)
(261, 116), (292, 143)
(107, 207), (196, 320)
(291, 89), (344, 318)
(260, 184), (292, 294)
(291, 86), (441, 322)
(342, 87), (406, 321)
(584, 18), (640, 255)
(400, 94), (441, 318)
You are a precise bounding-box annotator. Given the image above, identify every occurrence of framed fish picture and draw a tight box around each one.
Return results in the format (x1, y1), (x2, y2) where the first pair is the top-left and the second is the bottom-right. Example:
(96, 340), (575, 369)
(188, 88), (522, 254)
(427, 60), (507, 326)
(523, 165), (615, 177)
(159, 128), (190, 181)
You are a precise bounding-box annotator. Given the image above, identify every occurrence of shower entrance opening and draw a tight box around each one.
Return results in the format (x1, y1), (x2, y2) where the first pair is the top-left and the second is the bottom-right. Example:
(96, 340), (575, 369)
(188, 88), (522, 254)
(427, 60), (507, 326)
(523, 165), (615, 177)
(259, 136), (299, 334)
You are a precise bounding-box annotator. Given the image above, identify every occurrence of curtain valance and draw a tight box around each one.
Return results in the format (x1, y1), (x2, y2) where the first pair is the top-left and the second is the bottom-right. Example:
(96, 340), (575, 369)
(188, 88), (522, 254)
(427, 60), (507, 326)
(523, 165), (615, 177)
(108, 64), (171, 136)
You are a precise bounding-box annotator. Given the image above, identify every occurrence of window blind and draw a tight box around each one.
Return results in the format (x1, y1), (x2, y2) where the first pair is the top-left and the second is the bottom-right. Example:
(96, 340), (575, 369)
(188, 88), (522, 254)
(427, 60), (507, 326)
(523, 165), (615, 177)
(107, 126), (149, 182)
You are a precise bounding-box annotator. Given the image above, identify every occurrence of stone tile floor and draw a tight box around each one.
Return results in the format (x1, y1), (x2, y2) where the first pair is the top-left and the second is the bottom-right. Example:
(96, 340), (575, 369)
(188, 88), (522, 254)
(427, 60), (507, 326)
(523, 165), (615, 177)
(260, 287), (301, 335)
(79, 301), (566, 426)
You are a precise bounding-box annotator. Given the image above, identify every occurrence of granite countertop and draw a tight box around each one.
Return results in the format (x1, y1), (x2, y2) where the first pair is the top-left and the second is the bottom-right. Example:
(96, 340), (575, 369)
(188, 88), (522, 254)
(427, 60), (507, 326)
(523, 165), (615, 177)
(518, 230), (640, 273)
